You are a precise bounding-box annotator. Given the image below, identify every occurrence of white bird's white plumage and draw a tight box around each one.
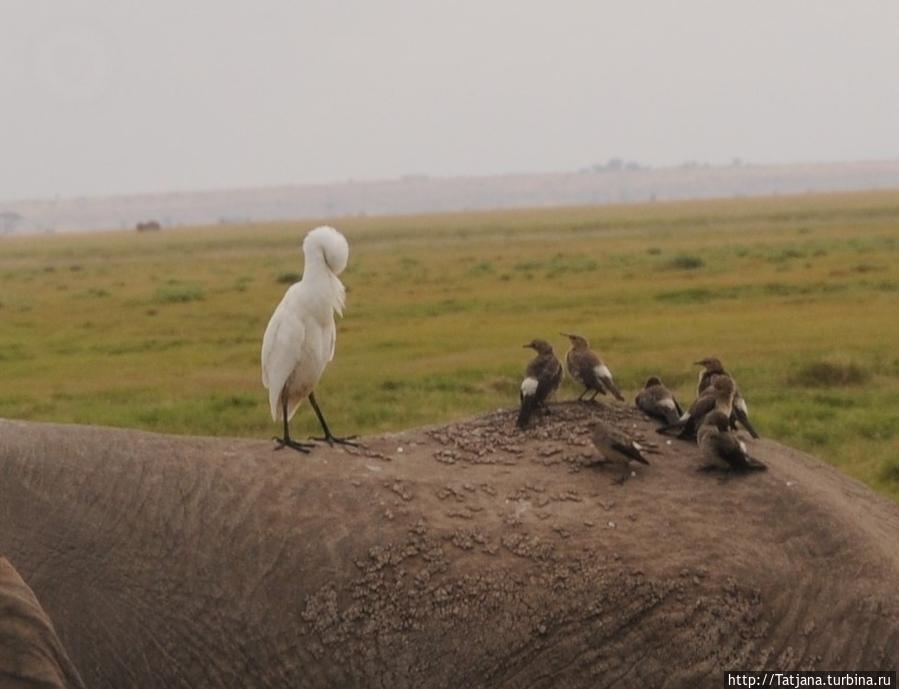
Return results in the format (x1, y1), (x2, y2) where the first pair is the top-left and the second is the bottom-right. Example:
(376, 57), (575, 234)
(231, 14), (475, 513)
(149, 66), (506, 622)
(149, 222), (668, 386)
(520, 377), (539, 396)
(659, 398), (676, 411)
(261, 226), (349, 422)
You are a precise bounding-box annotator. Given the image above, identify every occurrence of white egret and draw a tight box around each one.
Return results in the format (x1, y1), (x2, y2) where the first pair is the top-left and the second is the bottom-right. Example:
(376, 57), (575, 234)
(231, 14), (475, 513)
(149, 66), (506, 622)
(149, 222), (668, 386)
(261, 226), (356, 452)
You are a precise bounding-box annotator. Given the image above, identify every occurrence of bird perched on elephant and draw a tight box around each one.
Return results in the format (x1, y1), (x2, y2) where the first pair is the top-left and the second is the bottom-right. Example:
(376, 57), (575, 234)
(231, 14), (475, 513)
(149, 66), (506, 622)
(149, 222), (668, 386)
(591, 419), (650, 483)
(517, 339), (563, 428)
(657, 375), (735, 440)
(695, 357), (759, 438)
(635, 376), (683, 425)
(261, 226), (356, 452)
(697, 410), (767, 473)
(562, 333), (625, 402)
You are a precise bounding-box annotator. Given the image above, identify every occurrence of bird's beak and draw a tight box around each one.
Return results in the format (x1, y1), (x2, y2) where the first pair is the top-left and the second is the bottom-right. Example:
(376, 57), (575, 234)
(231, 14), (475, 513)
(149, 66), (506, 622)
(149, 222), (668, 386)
(693, 361), (704, 366)
(559, 332), (570, 338)
(522, 344), (532, 349)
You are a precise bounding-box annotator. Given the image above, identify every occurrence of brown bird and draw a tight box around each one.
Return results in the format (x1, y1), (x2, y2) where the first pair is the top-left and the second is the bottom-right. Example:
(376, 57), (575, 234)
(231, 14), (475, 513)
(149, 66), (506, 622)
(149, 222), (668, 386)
(561, 333), (625, 401)
(695, 357), (759, 439)
(657, 375), (735, 440)
(635, 376), (683, 425)
(591, 419), (650, 483)
(517, 339), (564, 428)
(697, 410), (767, 472)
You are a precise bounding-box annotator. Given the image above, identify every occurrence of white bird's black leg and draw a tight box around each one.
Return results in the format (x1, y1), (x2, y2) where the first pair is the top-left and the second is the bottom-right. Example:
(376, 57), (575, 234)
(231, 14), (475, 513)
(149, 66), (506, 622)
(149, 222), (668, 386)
(308, 392), (359, 447)
(273, 398), (314, 453)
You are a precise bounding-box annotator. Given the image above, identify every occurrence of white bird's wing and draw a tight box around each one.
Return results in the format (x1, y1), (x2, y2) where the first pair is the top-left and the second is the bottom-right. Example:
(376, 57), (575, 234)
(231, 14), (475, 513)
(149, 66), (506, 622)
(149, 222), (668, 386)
(261, 305), (306, 421)
(327, 316), (337, 362)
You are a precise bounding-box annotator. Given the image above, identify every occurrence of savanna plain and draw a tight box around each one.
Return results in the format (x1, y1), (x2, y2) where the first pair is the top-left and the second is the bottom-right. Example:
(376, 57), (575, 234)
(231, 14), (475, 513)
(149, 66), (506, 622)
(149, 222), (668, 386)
(1, 190), (897, 502)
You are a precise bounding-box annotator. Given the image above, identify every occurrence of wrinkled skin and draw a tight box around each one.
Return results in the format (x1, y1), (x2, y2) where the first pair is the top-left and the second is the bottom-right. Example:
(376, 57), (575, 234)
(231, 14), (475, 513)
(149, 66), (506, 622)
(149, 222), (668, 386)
(1, 406), (898, 689)
(0, 557), (86, 689)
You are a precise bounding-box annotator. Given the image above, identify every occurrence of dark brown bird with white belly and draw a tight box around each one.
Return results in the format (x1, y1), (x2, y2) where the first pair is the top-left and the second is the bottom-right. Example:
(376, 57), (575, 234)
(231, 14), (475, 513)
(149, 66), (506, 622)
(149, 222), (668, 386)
(695, 357), (760, 439)
(697, 410), (767, 472)
(561, 333), (625, 402)
(635, 376), (683, 425)
(517, 339), (564, 428)
(591, 419), (650, 483)
(657, 374), (735, 440)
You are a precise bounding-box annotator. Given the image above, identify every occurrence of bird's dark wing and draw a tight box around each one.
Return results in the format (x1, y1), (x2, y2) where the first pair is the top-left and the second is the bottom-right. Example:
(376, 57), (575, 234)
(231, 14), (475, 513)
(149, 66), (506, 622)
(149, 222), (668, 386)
(635, 389), (656, 416)
(672, 395), (715, 439)
(697, 370), (713, 396)
(637, 388), (676, 424)
(733, 406), (760, 439)
(526, 355), (556, 403)
(611, 438), (650, 465)
(715, 433), (766, 471)
(532, 356), (563, 403)
(597, 371), (625, 401)
(687, 393), (715, 417)
(573, 354), (606, 392)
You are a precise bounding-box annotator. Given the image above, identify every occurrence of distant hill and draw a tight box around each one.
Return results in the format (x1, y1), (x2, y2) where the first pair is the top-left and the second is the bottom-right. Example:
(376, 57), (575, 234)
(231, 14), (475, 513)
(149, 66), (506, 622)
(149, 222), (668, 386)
(4, 159), (899, 235)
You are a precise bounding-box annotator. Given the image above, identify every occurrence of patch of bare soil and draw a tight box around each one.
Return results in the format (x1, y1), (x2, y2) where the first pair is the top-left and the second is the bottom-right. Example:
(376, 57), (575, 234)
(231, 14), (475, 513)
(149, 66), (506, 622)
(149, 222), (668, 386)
(1, 402), (897, 688)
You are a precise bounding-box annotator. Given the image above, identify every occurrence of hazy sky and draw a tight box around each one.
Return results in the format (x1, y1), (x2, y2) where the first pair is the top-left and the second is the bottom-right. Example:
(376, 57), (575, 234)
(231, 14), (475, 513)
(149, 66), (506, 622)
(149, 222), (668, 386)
(2, 0), (898, 201)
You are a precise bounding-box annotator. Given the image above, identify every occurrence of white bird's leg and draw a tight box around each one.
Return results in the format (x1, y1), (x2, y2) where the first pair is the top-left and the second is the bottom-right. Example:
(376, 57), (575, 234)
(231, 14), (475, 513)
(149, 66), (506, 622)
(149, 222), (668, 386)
(273, 397), (315, 453)
(308, 391), (359, 447)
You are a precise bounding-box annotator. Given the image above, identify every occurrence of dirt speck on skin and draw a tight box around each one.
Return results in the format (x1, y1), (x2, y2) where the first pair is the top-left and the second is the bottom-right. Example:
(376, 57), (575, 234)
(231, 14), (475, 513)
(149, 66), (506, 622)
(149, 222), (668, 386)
(1, 403), (899, 689)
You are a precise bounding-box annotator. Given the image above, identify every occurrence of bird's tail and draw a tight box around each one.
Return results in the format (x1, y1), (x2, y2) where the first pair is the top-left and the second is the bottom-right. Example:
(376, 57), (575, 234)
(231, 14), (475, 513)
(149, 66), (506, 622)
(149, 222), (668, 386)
(656, 414), (688, 435)
(517, 394), (537, 429)
(734, 408), (760, 439)
(604, 379), (625, 402)
(663, 406), (682, 426)
(742, 455), (767, 472)
(676, 423), (697, 440)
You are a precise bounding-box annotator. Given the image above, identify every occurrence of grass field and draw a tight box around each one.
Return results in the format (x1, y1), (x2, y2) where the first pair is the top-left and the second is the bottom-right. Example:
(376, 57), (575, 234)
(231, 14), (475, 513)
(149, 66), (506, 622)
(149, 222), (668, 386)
(1, 190), (898, 502)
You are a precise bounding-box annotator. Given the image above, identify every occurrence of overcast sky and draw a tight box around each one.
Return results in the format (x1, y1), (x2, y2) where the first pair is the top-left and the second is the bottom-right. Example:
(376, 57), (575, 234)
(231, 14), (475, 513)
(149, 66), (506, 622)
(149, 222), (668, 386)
(2, 0), (898, 201)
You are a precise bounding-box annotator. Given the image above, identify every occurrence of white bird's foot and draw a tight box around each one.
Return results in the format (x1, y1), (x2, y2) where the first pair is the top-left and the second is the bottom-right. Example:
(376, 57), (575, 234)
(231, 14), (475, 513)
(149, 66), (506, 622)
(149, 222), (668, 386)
(272, 437), (315, 453)
(312, 434), (360, 448)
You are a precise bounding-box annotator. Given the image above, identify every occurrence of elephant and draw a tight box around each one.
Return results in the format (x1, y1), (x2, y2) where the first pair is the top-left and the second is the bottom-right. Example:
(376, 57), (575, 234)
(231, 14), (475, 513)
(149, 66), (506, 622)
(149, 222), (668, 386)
(1, 402), (897, 689)
(0, 556), (86, 689)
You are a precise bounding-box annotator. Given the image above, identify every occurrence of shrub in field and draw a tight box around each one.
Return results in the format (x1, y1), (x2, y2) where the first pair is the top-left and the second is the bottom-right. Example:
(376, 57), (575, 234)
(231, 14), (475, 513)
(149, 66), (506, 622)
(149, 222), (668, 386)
(276, 271), (299, 284)
(666, 254), (704, 270)
(154, 284), (205, 304)
(789, 361), (870, 387)
(880, 460), (899, 484)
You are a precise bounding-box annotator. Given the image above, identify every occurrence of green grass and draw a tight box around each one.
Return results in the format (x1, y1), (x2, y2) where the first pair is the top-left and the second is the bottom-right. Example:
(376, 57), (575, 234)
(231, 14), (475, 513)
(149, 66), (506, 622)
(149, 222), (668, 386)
(1, 190), (898, 502)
